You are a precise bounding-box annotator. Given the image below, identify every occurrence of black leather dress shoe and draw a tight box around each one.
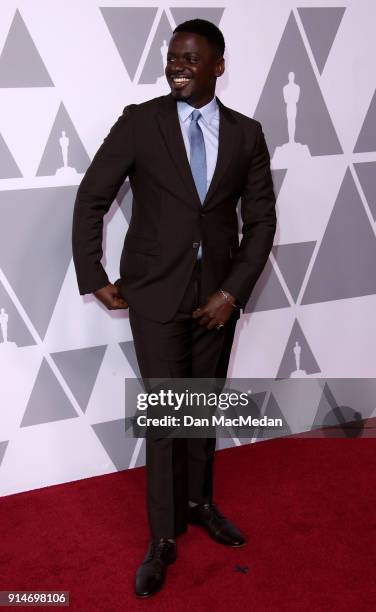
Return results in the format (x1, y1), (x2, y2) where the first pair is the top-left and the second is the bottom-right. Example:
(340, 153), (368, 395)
(188, 503), (246, 547)
(134, 538), (176, 598)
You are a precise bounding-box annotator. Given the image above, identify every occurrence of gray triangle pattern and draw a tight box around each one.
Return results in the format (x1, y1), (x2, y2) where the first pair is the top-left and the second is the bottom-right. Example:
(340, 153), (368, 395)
(0, 440), (9, 467)
(298, 7), (346, 74)
(254, 11), (342, 158)
(237, 170), (286, 229)
(0, 133), (22, 178)
(100, 7), (157, 81)
(217, 437), (238, 450)
(119, 341), (141, 378)
(276, 319), (321, 379)
(257, 393), (292, 440)
(91, 419), (145, 470)
(169, 7), (225, 27)
(0, 186), (78, 339)
(0, 280), (35, 347)
(21, 358), (78, 427)
(272, 169), (288, 199)
(217, 388), (266, 442)
(116, 180), (133, 225)
(124, 377), (148, 420)
(238, 390), (266, 442)
(327, 378), (376, 421)
(139, 11), (173, 84)
(51, 346), (107, 413)
(244, 258), (290, 313)
(310, 382), (336, 431)
(353, 90), (376, 153)
(311, 382), (365, 438)
(302, 168), (376, 305)
(0, 10), (53, 88)
(36, 102), (91, 176)
(271, 378), (325, 433)
(130, 438), (146, 468)
(273, 241), (316, 301)
(354, 162), (376, 221)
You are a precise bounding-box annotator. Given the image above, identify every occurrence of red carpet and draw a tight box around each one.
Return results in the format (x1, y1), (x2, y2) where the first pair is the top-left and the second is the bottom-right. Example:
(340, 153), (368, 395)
(1, 437), (375, 610)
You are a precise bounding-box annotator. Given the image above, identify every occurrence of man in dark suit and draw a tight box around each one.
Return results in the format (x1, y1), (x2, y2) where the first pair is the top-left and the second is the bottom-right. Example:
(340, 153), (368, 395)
(72, 19), (276, 598)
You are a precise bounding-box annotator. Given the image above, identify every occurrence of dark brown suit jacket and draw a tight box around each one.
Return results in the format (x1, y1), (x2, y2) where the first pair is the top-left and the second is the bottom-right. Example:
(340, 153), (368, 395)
(72, 93), (276, 322)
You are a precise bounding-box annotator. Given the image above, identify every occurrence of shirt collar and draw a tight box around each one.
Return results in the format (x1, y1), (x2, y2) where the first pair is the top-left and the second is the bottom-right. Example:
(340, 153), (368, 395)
(177, 96), (218, 126)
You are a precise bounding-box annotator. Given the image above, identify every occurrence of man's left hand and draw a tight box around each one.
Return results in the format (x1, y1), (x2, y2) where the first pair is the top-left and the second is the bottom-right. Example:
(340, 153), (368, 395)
(192, 290), (236, 330)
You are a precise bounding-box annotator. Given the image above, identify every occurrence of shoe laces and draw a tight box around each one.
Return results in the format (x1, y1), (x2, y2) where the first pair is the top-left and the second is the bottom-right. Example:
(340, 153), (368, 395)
(149, 538), (172, 561)
(203, 503), (225, 521)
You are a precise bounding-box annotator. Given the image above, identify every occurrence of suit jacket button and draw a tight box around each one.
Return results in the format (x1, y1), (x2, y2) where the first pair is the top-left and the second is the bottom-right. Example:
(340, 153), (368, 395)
(200, 213), (205, 218)
(192, 242), (200, 248)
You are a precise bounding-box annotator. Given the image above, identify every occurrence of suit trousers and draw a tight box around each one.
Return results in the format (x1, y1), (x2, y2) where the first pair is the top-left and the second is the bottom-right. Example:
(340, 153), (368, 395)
(128, 260), (239, 539)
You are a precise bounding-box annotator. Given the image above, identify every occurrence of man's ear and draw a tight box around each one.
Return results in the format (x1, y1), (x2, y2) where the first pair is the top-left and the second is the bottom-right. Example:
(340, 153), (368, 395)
(215, 57), (225, 78)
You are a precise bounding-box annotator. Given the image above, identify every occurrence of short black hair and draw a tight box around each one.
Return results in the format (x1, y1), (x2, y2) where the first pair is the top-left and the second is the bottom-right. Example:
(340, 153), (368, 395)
(173, 18), (225, 57)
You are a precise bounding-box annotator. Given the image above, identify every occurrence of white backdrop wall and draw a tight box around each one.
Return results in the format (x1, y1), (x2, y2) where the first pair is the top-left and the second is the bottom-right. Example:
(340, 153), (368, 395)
(0, 0), (375, 496)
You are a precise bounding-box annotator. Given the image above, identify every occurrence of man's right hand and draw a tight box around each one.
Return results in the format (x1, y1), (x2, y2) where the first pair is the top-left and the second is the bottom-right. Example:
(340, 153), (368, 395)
(93, 283), (128, 310)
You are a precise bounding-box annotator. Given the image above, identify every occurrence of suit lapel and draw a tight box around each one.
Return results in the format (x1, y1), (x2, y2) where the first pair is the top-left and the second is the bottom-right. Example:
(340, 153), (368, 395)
(156, 94), (241, 210)
(203, 97), (240, 208)
(157, 95), (202, 209)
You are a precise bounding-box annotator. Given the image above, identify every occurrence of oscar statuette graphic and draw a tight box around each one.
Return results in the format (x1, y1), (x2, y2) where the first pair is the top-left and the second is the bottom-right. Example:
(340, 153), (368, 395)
(55, 130), (78, 178)
(272, 71), (310, 167)
(290, 340), (307, 377)
(0, 307), (17, 355)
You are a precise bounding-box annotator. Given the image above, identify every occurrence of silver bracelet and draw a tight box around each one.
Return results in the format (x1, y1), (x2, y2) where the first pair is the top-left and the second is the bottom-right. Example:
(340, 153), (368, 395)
(219, 288), (239, 309)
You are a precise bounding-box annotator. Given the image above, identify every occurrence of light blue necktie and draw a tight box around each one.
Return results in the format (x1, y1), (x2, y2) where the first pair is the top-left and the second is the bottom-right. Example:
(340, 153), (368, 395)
(189, 109), (207, 203)
(189, 109), (206, 259)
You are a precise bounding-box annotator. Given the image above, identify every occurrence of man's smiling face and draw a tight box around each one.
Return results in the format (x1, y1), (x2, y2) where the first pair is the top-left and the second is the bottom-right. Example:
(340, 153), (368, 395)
(165, 32), (224, 108)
